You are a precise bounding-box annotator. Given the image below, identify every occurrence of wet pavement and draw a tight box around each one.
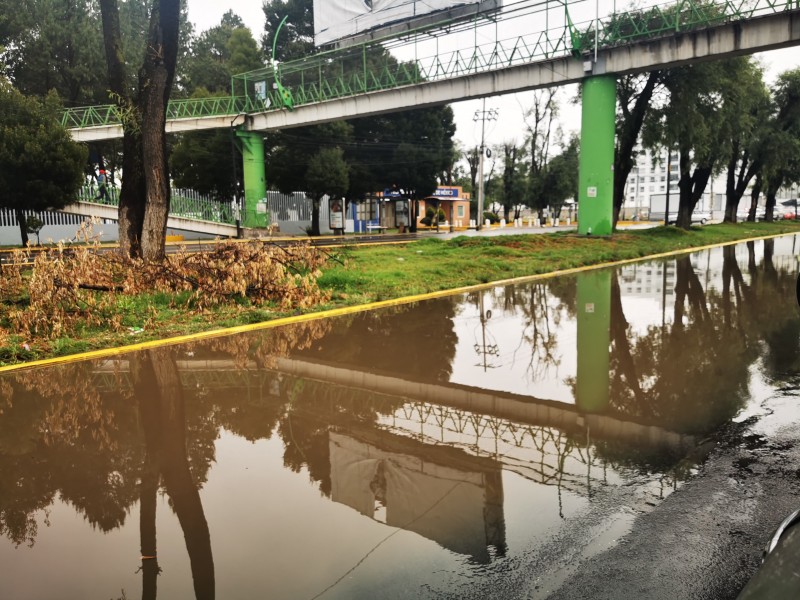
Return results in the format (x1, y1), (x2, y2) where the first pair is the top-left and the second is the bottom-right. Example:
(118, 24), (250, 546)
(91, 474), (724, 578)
(0, 234), (798, 599)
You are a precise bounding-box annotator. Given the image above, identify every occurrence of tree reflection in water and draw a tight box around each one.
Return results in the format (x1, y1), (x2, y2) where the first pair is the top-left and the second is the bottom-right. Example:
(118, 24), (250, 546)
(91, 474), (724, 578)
(134, 349), (215, 600)
(607, 242), (799, 435)
(1, 238), (799, 596)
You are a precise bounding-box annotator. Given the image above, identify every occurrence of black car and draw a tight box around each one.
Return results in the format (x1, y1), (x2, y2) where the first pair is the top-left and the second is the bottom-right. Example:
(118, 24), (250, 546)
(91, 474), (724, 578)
(737, 509), (800, 598)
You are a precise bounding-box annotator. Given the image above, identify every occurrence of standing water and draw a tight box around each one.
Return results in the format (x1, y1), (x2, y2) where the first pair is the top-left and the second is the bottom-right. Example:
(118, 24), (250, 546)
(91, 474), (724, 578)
(0, 235), (798, 599)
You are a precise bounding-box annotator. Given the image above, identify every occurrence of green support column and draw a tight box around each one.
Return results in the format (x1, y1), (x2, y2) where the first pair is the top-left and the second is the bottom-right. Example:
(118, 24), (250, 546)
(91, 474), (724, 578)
(576, 270), (611, 413)
(578, 75), (616, 236)
(236, 130), (268, 228)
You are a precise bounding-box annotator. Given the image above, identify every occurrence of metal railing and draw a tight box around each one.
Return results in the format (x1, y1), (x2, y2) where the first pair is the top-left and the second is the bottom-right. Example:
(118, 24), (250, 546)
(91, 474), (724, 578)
(61, 0), (800, 129)
(76, 185), (237, 225)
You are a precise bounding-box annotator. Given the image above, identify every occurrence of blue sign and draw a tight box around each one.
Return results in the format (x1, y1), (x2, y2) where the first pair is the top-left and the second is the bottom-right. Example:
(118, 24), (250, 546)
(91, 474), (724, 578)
(432, 187), (458, 198)
(383, 188), (402, 197)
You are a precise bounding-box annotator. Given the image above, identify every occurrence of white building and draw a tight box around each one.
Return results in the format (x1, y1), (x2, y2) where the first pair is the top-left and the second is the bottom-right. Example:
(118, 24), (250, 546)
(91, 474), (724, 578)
(621, 147), (725, 220)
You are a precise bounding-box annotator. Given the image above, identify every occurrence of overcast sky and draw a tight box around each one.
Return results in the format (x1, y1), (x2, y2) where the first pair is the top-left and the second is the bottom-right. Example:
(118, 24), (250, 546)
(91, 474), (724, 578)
(186, 0), (800, 154)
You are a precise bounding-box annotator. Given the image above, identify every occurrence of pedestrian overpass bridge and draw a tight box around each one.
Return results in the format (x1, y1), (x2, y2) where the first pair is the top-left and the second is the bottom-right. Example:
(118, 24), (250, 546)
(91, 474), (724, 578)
(62, 0), (800, 234)
(65, 187), (239, 237)
(62, 200), (238, 238)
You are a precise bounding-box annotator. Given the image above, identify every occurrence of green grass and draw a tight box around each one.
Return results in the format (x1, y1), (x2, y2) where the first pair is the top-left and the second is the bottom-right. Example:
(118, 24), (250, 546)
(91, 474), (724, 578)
(1, 221), (798, 366)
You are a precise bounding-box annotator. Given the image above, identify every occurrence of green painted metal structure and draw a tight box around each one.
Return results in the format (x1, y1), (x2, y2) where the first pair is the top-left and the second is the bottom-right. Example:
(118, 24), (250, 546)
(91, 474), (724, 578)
(236, 131), (268, 228)
(77, 185), (237, 225)
(577, 75), (616, 236)
(61, 0), (800, 130)
(59, 0), (800, 233)
(575, 270), (611, 413)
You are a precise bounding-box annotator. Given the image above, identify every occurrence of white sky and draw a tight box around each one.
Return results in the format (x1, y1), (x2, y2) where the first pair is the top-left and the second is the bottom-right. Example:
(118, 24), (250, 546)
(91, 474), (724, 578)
(186, 0), (800, 155)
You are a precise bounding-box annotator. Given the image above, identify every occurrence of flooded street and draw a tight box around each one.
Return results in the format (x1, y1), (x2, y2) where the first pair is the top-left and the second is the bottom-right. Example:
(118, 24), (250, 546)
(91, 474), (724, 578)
(1, 235), (799, 599)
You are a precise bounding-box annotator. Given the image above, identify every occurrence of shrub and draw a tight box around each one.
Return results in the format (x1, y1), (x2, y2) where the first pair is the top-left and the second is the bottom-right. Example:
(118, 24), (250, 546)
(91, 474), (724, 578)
(483, 211), (500, 224)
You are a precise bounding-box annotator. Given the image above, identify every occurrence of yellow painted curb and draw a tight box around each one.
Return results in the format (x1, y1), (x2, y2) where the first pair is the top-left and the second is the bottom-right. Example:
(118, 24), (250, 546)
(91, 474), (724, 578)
(0, 230), (796, 374)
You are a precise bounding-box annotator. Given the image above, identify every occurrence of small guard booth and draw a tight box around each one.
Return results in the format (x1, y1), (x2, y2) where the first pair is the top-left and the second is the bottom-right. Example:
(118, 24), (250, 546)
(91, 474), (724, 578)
(418, 186), (471, 229)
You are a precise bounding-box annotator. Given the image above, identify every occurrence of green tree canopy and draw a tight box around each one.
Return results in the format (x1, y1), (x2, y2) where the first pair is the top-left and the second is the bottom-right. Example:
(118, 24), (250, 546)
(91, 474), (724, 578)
(541, 135), (579, 214)
(0, 84), (86, 245)
(263, 0), (314, 62)
(171, 14), (263, 201)
(0, 0), (107, 106)
(183, 11), (262, 94)
(719, 59), (769, 222)
(643, 58), (754, 228)
(268, 121), (352, 235)
(756, 69), (800, 218)
(261, 0), (457, 234)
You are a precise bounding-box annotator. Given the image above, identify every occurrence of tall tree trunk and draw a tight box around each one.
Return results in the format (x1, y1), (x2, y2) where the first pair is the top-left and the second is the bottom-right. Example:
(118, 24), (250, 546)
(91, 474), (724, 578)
(502, 144), (518, 222)
(466, 147), (479, 197)
(99, 0), (144, 257)
(613, 71), (661, 228)
(119, 131), (146, 257)
(139, 0), (179, 261)
(15, 209), (29, 247)
(724, 141), (759, 223)
(140, 64), (171, 260)
(724, 142), (738, 223)
(764, 174), (782, 222)
(747, 173), (764, 222)
(310, 195), (321, 236)
(99, 0), (179, 260)
(676, 150), (712, 229)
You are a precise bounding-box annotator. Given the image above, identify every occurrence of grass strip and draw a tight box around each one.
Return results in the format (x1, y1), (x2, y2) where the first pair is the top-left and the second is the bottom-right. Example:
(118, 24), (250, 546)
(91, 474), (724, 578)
(2, 222), (798, 366)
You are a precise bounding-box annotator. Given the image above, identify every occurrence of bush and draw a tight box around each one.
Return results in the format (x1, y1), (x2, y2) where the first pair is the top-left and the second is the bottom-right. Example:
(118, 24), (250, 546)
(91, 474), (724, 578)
(425, 207), (446, 224)
(483, 211), (500, 224)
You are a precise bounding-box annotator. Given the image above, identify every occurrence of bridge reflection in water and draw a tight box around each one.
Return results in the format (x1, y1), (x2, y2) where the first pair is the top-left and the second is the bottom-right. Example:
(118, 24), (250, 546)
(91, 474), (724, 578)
(1, 235), (798, 599)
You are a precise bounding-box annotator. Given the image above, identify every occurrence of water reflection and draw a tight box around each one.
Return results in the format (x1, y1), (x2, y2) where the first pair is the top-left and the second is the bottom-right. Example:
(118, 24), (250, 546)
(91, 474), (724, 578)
(135, 349), (214, 599)
(0, 236), (798, 599)
(329, 430), (505, 563)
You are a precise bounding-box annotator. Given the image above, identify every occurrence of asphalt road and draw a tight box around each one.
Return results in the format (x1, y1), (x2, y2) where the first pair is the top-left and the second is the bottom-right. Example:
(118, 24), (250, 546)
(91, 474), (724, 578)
(436, 373), (800, 600)
(543, 414), (800, 600)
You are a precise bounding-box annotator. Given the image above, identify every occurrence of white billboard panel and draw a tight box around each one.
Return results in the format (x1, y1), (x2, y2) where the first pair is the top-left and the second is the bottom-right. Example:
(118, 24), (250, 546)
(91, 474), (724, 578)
(313, 0), (502, 47)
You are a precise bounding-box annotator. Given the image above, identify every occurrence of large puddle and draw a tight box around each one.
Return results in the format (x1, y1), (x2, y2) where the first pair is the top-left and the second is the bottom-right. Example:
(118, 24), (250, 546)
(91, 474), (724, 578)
(1, 235), (798, 599)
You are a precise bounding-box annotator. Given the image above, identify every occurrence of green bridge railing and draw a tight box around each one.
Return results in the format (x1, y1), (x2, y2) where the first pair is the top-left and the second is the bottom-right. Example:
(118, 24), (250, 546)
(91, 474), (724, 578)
(77, 185), (237, 225)
(62, 0), (799, 130)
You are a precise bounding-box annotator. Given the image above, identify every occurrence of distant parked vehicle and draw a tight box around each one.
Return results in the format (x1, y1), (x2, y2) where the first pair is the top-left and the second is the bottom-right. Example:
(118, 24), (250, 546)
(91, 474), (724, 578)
(661, 211), (710, 225)
(737, 208), (771, 221)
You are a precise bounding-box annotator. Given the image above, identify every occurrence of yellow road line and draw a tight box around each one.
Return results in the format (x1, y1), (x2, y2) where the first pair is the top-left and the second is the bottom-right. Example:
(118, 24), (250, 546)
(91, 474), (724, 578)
(0, 231), (796, 374)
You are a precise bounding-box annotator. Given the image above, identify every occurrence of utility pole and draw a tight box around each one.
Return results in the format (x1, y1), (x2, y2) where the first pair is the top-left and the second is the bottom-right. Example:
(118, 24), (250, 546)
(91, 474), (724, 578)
(474, 292), (499, 371)
(664, 147), (674, 226)
(474, 100), (498, 230)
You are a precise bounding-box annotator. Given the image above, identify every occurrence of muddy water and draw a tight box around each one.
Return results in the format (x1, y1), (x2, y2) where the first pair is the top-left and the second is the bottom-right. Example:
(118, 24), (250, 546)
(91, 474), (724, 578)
(0, 235), (798, 600)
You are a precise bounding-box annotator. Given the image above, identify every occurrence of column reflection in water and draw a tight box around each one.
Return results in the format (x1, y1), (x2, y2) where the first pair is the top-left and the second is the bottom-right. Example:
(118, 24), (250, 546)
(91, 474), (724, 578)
(576, 269), (611, 413)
